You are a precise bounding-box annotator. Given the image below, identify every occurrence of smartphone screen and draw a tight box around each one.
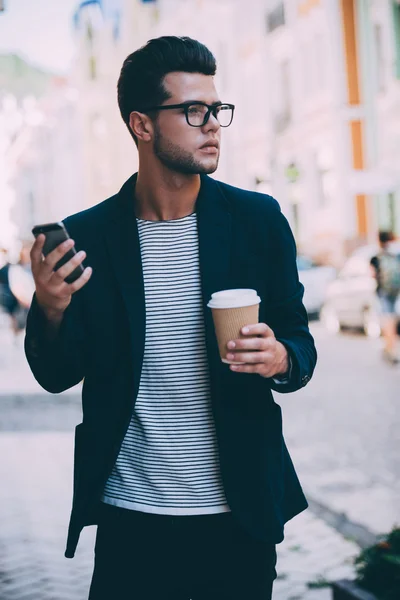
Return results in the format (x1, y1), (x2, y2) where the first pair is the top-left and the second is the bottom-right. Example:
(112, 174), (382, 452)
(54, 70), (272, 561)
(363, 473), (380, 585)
(32, 222), (85, 284)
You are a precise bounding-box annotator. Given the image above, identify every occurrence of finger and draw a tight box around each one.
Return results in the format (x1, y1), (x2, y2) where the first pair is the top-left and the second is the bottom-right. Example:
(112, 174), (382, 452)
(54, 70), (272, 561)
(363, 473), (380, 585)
(241, 323), (275, 337)
(30, 234), (46, 272)
(227, 336), (273, 351)
(51, 250), (86, 283)
(42, 239), (75, 276)
(68, 266), (93, 293)
(226, 351), (270, 364)
(229, 363), (264, 374)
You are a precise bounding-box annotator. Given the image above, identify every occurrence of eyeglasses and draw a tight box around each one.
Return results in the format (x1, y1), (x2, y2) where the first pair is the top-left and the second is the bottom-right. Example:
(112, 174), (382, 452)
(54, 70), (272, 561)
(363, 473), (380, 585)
(139, 101), (235, 128)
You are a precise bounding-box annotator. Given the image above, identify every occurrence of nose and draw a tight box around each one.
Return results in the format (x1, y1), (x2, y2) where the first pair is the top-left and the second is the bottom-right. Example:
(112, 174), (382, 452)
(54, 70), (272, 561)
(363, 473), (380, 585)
(202, 110), (220, 134)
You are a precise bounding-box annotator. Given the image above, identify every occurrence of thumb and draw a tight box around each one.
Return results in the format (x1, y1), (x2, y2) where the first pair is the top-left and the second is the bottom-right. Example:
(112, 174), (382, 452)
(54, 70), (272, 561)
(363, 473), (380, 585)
(31, 234), (45, 268)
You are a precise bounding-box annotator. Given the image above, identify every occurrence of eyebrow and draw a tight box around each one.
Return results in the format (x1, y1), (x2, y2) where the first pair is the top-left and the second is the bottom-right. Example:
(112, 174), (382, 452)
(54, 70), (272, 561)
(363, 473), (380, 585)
(174, 99), (222, 105)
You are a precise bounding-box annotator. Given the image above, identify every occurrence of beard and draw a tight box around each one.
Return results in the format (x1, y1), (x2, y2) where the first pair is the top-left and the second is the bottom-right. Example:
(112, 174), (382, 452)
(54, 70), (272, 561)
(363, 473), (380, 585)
(153, 126), (219, 175)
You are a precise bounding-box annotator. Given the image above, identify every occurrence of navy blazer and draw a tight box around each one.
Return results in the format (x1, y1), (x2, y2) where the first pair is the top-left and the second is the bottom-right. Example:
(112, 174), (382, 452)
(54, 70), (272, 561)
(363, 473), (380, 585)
(25, 173), (317, 558)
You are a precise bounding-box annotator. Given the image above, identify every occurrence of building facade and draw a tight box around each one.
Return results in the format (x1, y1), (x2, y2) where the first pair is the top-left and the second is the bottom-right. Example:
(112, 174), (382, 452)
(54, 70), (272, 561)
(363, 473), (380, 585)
(71, 0), (136, 208)
(7, 83), (84, 242)
(70, 0), (400, 264)
(261, 0), (400, 264)
(357, 0), (400, 236)
(260, 0), (360, 264)
(71, 0), (244, 207)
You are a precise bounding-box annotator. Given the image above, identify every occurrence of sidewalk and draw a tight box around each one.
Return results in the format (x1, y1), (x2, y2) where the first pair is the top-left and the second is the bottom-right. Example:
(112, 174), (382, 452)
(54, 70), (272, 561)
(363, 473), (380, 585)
(282, 323), (400, 539)
(0, 316), (81, 396)
(0, 319), (361, 599)
(0, 430), (359, 600)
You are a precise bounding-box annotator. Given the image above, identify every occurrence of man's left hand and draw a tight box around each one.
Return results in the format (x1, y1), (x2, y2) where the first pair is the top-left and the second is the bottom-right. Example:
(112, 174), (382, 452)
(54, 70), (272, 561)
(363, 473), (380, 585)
(226, 323), (289, 378)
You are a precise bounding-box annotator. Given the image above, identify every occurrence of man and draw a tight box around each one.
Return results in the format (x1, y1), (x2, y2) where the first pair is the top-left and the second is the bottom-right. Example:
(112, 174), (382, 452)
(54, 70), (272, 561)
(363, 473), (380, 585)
(25, 37), (317, 599)
(370, 231), (400, 364)
(0, 242), (34, 341)
(0, 248), (19, 332)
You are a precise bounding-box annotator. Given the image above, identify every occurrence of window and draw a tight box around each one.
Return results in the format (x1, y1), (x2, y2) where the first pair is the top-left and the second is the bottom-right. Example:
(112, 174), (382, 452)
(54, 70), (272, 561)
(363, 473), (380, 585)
(266, 3), (285, 33)
(86, 22), (94, 46)
(89, 56), (97, 80)
(28, 190), (35, 228)
(273, 61), (291, 132)
(301, 44), (309, 95)
(374, 24), (385, 92)
(112, 13), (121, 41)
(316, 167), (327, 208)
(302, 41), (316, 96)
(315, 34), (326, 91)
(388, 192), (397, 232)
(314, 151), (333, 208)
(392, 1), (400, 78)
(281, 60), (290, 113)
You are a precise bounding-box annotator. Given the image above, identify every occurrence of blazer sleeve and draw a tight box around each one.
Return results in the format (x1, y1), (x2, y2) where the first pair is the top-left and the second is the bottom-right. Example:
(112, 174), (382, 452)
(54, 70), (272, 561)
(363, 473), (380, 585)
(264, 204), (317, 394)
(24, 289), (87, 394)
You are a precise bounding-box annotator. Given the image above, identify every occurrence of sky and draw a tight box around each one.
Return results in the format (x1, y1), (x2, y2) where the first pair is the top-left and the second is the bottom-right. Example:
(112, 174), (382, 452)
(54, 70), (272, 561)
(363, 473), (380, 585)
(0, 0), (79, 73)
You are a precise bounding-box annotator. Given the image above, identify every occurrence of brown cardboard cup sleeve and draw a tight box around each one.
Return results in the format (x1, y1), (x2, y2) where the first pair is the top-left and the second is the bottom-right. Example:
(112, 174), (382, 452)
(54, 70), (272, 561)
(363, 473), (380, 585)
(207, 289), (261, 365)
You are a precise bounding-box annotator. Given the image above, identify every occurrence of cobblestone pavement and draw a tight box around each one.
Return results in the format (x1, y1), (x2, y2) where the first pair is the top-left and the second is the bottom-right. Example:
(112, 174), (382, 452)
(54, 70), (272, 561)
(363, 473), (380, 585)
(2, 316), (398, 599)
(282, 323), (400, 537)
(0, 430), (358, 600)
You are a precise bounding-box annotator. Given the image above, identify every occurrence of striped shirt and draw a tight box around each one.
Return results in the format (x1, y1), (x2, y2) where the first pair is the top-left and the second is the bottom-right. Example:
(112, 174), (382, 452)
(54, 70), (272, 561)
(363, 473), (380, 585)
(102, 212), (230, 515)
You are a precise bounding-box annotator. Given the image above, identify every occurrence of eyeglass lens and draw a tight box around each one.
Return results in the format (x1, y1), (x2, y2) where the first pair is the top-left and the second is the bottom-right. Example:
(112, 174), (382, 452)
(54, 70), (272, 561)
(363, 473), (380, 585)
(187, 104), (233, 127)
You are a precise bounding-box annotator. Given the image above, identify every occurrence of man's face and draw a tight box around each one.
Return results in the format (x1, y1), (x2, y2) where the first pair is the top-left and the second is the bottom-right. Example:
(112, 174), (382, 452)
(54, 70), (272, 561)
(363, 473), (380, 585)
(152, 72), (222, 175)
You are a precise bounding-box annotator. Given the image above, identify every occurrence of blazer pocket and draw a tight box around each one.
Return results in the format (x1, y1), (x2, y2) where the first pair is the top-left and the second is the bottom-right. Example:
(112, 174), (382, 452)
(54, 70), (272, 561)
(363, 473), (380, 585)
(73, 423), (86, 492)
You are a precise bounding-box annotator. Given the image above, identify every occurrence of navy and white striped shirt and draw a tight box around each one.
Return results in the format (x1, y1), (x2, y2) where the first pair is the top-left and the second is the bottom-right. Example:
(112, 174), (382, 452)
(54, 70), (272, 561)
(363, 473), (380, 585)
(102, 212), (230, 515)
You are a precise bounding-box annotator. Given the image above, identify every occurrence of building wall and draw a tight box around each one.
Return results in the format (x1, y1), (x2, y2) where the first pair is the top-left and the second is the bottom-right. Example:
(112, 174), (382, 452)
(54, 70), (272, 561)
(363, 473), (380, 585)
(261, 0), (355, 264)
(70, 0), (400, 263)
(150, 0), (242, 187)
(363, 0), (400, 235)
(70, 0), (141, 209)
(7, 87), (85, 239)
(0, 94), (20, 249)
(258, 0), (400, 264)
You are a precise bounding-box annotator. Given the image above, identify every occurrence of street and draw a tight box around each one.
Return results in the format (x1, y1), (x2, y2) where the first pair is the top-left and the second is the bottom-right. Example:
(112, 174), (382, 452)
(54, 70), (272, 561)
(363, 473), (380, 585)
(283, 323), (400, 537)
(0, 316), (399, 599)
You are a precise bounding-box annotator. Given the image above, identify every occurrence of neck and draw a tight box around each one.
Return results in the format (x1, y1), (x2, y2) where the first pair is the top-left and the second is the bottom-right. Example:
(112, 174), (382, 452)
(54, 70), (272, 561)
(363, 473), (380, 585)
(134, 159), (201, 222)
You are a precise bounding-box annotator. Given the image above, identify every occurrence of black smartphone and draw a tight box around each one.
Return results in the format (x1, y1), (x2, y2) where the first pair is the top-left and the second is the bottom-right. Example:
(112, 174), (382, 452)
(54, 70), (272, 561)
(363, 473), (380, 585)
(32, 221), (85, 284)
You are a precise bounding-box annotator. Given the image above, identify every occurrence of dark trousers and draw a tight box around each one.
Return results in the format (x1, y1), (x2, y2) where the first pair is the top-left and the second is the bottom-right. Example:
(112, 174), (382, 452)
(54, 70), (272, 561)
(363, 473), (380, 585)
(88, 503), (277, 599)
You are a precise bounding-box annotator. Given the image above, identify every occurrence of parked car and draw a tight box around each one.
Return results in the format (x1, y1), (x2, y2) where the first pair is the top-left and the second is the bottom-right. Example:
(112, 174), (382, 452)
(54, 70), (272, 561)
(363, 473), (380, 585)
(296, 255), (336, 317)
(320, 243), (400, 337)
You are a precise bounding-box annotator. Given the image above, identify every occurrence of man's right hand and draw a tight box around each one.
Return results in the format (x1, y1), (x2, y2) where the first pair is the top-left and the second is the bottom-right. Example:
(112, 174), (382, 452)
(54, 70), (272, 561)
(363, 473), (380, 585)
(31, 234), (92, 324)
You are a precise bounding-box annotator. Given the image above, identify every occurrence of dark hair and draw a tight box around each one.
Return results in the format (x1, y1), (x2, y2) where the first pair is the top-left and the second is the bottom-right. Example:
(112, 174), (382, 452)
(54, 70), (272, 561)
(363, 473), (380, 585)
(379, 230), (394, 245)
(117, 36), (217, 144)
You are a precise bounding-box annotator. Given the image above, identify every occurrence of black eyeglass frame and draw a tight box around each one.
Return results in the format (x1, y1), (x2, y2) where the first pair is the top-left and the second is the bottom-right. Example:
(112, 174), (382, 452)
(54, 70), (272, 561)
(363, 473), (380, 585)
(137, 101), (235, 128)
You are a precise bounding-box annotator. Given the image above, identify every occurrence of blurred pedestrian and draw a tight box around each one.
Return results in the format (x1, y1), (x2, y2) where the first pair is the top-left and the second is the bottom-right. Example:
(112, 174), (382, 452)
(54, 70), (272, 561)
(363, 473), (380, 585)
(6, 241), (35, 342)
(25, 36), (317, 600)
(0, 247), (20, 335)
(370, 231), (400, 364)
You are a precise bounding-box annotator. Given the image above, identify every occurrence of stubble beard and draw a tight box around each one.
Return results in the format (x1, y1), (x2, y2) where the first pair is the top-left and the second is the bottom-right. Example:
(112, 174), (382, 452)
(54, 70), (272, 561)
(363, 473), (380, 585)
(153, 127), (219, 175)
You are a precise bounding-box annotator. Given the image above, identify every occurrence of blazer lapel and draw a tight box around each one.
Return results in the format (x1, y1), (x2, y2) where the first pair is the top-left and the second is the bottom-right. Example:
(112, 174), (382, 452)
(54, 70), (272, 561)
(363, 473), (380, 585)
(105, 174), (146, 401)
(197, 175), (232, 381)
(104, 173), (233, 401)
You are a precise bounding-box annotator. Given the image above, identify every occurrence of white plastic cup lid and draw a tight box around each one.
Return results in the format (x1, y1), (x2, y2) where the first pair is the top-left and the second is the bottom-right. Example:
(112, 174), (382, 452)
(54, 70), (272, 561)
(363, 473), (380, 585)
(207, 288), (261, 309)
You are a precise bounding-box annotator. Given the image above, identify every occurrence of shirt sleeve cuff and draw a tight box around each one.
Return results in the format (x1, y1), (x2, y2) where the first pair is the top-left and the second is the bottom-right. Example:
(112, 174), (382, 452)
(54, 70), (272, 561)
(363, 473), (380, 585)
(272, 354), (293, 385)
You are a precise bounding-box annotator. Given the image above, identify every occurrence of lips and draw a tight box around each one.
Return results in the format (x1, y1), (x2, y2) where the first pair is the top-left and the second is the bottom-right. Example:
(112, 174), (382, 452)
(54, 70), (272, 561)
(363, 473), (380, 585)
(200, 140), (219, 150)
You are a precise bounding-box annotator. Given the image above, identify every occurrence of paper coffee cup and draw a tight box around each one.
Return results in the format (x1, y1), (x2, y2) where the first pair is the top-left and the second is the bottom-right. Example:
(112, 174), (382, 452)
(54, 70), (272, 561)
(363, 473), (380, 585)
(207, 289), (261, 364)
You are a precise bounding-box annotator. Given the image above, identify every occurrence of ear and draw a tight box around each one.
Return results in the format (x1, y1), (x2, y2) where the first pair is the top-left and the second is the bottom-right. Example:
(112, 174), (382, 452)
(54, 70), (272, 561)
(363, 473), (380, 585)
(129, 111), (153, 143)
